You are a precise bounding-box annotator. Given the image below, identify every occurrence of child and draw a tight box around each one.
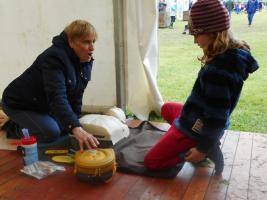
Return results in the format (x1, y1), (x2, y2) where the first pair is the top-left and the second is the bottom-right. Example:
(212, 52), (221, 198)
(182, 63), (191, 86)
(144, 0), (259, 175)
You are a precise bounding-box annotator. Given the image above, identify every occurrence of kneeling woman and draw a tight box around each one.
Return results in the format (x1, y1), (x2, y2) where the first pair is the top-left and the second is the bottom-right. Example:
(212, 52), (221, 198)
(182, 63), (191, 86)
(2, 20), (99, 151)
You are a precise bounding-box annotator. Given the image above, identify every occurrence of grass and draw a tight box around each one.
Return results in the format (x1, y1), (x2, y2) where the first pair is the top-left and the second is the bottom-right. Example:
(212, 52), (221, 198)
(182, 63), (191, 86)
(158, 10), (267, 133)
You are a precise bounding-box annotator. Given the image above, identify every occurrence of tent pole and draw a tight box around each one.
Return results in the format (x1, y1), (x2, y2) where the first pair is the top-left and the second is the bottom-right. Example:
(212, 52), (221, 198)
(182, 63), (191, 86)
(113, 0), (127, 111)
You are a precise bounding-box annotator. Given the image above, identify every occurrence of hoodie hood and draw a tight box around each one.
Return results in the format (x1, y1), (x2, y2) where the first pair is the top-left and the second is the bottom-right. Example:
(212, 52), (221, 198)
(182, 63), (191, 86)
(213, 48), (259, 80)
(52, 31), (80, 65)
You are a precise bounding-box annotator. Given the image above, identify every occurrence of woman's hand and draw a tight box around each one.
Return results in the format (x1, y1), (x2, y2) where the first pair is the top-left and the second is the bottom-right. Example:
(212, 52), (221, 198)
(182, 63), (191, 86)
(185, 147), (206, 163)
(72, 127), (99, 151)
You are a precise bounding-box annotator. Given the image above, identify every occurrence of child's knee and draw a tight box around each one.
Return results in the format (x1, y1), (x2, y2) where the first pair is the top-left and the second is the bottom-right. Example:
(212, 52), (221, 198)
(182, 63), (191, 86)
(144, 154), (156, 170)
(144, 152), (161, 170)
(161, 103), (172, 118)
(161, 102), (178, 124)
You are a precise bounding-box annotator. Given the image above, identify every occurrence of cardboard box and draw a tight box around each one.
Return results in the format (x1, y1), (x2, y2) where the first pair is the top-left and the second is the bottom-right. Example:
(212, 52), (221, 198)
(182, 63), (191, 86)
(183, 11), (189, 21)
(159, 13), (166, 28)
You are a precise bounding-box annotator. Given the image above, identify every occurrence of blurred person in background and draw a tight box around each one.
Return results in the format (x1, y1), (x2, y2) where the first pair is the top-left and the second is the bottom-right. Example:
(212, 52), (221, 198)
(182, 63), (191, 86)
(246, 0), (259, 26)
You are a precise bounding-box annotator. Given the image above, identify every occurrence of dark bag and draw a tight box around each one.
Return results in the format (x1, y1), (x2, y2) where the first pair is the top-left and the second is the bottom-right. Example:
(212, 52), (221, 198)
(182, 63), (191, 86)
(114, 121), (183, 179)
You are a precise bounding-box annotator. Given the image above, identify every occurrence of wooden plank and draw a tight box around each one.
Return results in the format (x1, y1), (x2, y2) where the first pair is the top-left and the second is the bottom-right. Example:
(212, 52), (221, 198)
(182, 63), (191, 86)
(0, 157), (22, 186)
(97, 173), (140, 200)
(137, 178), (170, 200)
(226, 132), (253, 199)
(0, 163), (78, 200)
(0, 151), (20, 166)
(248, 133), (267, 200)
(0, 173), (32, 200)
(122, 175), (155, 200)
(1, 130), (267, 200)
(0, 151), (22, 186)
(49, 174), (121, 200)
(1, 167), (93, 200)
(124, 163), (194, 200)
(14, 168), (123, 200)
(0, 151), (7, 157)
(18, 167), (81, 200)
(204, 131), (240, 200)
(0, 130), (20, 150)
(182, 166), (213, 200)
(160, 163), (195, 200)
(182, 133), (229, 200)
(0, 149), (14, 157)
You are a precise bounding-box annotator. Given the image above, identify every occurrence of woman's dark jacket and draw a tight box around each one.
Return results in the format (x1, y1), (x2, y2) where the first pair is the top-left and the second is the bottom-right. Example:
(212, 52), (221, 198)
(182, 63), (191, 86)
(174, 48), (259, 153)
(2, 32), (93, 132)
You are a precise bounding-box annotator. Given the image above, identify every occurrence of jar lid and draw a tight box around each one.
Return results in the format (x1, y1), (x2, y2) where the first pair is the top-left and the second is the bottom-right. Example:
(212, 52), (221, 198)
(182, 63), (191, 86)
(21, 136), (36, 145)
(75, 148), (115, 168)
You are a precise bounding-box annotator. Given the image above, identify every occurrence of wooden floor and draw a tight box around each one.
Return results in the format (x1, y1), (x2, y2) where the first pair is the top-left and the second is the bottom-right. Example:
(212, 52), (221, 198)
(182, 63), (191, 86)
(1, 130), (267, 200)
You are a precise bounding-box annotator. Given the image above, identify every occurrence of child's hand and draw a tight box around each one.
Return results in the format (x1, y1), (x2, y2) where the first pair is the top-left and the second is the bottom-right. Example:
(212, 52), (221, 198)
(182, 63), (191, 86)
(185, 147), (206, 163)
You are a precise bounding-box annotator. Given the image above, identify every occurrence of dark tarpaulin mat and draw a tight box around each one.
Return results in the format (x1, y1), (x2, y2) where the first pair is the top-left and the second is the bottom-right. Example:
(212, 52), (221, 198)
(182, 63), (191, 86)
(113, 121), (183, 179)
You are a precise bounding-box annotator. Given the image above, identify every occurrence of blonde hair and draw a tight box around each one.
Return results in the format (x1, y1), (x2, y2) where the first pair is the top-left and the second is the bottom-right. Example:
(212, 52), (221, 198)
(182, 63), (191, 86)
(64, 19), (97, 41)
(201, 30), (250, 64)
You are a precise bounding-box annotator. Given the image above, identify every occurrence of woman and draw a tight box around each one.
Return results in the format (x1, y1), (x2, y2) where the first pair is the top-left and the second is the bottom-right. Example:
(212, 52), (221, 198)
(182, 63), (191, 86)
(2, 20), (99, 151)
(144, 0), (259, 175)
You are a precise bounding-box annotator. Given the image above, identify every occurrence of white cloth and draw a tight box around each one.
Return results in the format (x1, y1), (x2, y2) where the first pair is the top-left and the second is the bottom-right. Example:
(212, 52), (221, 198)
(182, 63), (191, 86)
(126, 0), (164, 120)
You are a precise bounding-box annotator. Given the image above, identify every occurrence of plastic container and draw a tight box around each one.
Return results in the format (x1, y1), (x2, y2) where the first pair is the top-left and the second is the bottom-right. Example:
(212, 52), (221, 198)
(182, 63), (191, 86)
(21, 136), (38, 166)
(74, 148), (116, 183)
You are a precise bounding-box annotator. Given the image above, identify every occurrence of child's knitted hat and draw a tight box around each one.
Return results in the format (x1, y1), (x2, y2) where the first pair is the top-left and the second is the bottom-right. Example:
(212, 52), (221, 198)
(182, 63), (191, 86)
(189, 0), (230, 35)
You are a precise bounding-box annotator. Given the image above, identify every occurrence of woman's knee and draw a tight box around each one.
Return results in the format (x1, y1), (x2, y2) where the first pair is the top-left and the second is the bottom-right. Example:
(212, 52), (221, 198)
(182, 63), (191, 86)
(37, 125), (61, 143)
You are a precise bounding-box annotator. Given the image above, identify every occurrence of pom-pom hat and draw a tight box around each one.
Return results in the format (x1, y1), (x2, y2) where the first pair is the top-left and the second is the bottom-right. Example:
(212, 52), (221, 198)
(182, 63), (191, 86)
(189, 0), (230, 35)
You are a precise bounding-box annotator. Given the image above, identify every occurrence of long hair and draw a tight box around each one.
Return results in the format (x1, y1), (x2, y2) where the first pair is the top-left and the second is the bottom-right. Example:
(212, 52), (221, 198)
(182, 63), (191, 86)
(201, 30), (250, 64)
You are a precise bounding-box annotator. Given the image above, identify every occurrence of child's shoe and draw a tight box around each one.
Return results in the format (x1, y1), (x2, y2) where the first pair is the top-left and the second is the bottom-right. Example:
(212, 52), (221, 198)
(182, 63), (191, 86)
(206, 144), (224, 175)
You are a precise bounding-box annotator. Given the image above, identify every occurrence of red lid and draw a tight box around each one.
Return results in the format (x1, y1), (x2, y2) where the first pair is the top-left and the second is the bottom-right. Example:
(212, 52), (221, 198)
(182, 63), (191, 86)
(21, 136), (36, 145)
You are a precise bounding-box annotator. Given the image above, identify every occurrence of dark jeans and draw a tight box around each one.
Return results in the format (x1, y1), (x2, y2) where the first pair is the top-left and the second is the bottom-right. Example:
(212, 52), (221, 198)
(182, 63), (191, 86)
(2, 101), (64, 143)
(248, 12), (255, 25)
(170, 16), (176, 23)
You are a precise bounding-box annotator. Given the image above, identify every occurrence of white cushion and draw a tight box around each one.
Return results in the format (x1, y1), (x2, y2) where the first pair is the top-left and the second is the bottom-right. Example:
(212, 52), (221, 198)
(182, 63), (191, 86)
(104, 107), (126, 123)
(80, 114), (129, 145)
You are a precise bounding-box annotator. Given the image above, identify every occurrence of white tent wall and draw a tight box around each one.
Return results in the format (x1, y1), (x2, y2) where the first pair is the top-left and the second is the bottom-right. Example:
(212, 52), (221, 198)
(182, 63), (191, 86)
(162, 0), (190, 20)
(0, 0), (117, 112)
(126, 0), (164, 120)
(0, 0), (163, 119)
(177, 0), (190, 20)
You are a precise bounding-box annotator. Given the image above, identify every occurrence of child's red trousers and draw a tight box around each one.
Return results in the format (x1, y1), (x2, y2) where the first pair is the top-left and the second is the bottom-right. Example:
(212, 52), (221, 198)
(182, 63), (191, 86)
(144, 102), (197, 170)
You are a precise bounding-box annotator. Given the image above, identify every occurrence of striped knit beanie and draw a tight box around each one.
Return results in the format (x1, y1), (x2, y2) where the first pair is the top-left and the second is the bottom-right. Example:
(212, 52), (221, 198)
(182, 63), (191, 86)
(189, 0), (230, 35)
